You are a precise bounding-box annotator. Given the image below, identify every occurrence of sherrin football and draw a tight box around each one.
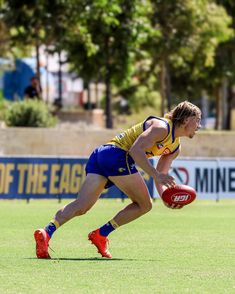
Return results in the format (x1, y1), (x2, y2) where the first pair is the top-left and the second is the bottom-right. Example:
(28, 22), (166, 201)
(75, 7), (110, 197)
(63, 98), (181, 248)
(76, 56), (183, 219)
(161, 184), (196, 207)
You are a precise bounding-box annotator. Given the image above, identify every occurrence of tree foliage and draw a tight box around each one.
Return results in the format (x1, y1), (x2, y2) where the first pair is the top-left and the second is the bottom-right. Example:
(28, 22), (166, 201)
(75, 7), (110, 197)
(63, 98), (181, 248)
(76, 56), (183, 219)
(1, 0), (235, 128)
(142, 0), (233, 112)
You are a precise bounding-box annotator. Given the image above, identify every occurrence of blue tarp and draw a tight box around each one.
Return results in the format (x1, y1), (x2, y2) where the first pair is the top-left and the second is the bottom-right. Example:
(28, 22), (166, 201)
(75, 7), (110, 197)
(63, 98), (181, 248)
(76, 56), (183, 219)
(3, 59), (35, 100)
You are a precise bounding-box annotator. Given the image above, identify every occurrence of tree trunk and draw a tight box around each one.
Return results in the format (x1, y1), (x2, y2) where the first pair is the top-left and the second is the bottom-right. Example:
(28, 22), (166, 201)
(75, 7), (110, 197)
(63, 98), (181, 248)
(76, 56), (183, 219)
(159, 61), (166, 116)
(215, 85), (222, 130)
(105, 65), (112, 128)
(84, 81), (91, 110)
(221, 78), (228, 130)
(105, 38), (113, 129)
(35, 41), (41, 86)
(159, 59), (172, 116)
(165, 61), (172, 111)
(225, 85), (232, 130)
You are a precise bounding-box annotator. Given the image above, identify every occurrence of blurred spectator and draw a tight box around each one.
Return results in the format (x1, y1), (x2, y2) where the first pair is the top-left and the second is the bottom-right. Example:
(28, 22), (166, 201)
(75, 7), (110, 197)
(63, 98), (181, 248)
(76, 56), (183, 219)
(24, 76), (42, 100)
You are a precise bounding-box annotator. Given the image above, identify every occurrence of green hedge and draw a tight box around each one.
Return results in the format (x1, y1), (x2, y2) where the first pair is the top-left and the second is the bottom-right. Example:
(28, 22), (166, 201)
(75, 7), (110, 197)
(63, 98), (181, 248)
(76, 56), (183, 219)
(0, 98), (10, 121)
(5, 100), (57, 127)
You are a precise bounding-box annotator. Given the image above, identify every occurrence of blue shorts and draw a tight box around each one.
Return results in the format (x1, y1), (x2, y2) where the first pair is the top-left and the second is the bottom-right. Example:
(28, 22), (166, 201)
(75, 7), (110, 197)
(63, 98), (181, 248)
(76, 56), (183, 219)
(85, 144), (138, 188)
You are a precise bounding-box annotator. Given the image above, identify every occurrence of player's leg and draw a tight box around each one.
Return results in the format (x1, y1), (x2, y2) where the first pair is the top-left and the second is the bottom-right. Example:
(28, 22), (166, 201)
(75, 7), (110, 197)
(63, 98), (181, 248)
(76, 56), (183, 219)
(34, 173), (107, 259)
(53, 173), (107, 226)
(94, 172), (151, 231)
(109, 172), (152, 225)
(88, 145), (153, 258)
(88, 172), (151, 258)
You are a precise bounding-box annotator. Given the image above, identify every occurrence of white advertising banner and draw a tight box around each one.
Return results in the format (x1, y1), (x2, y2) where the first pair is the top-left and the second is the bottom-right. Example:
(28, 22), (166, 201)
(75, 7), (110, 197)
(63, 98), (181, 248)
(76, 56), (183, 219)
(153, 158), (235, 200)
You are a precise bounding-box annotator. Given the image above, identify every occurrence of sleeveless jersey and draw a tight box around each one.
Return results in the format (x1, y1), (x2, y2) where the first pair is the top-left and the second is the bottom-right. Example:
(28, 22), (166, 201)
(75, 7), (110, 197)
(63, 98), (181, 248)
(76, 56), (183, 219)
(108, 116), (180, 158)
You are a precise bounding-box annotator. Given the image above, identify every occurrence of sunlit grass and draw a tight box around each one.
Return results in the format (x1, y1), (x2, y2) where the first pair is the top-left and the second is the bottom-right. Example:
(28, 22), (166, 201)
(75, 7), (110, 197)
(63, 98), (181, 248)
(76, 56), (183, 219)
(0, 199), (235, 294)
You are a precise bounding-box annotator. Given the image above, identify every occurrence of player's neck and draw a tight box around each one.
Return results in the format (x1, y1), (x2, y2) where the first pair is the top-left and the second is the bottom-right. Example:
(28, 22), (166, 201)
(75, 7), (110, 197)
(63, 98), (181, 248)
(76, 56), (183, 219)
(174, 125), (186, 138)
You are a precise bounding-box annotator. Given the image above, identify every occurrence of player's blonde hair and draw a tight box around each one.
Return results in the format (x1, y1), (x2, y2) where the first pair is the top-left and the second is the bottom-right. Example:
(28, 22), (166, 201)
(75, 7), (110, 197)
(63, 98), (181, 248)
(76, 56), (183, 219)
(165, 101), (201, 127)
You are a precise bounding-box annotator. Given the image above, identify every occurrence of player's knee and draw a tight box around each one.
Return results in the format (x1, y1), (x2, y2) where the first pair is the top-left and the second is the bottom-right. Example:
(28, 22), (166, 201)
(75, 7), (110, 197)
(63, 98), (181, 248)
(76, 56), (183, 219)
(140, 201), (152, 215)
(74, 206), (90, 216)
(145, 201), (153, 213)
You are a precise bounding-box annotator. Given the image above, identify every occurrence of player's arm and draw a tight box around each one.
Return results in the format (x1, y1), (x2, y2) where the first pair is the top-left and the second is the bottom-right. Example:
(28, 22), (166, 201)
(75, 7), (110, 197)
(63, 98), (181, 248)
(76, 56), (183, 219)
(156, 147), (183, 209)
(155, 146), (180, 196)
(129, 120), (175, 187)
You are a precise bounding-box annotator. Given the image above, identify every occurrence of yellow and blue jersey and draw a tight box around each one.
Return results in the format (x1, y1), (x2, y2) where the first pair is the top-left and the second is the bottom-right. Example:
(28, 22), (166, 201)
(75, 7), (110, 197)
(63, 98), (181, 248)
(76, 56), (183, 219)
(86, 116), (180, 187)
(108, 116), (180, 158)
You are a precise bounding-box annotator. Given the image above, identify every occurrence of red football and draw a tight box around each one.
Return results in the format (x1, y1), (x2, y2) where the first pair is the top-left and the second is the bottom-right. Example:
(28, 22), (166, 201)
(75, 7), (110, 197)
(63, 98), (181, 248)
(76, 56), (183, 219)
(161, 184), (196, 206)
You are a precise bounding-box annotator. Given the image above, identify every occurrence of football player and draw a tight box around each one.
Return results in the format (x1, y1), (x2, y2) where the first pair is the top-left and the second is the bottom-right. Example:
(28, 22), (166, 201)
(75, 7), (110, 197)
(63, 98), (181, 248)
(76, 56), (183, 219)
(34, 101), (201, 259)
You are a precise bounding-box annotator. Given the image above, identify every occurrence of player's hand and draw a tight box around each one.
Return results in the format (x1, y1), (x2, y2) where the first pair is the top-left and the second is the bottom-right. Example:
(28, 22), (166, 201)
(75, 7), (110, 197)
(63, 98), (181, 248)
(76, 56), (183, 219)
(155, 172), (175, 188)
(163, 202), (183, 209)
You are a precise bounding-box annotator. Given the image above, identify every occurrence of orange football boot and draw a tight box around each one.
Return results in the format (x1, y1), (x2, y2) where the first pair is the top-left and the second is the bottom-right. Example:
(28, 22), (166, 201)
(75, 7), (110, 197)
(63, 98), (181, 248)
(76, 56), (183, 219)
(34, 228), (51, 259)
(88, 229), (112, 258)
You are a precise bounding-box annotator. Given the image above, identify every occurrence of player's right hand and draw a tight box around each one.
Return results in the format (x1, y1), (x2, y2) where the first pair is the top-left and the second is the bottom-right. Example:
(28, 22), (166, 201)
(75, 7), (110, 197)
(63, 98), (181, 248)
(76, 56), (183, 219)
(163, 202), (183, 209)
(154, 172), (175, 188)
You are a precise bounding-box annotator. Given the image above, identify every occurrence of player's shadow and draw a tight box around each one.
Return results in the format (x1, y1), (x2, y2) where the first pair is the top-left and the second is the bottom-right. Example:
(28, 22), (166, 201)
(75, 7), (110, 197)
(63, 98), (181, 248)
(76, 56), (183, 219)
(51, 257), (124, 261)
(25, 257), (127, 261)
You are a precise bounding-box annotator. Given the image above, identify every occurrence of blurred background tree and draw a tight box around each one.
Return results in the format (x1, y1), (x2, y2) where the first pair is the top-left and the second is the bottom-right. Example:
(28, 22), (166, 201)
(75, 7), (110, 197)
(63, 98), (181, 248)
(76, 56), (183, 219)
(1, 0), (235, 129)
(142, 1), (232, 116)
(63, 0), (152, 128)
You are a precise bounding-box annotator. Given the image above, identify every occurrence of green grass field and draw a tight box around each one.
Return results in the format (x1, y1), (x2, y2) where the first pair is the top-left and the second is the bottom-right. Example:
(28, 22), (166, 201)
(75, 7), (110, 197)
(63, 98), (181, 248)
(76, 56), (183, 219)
(0, 199), (235, 294)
